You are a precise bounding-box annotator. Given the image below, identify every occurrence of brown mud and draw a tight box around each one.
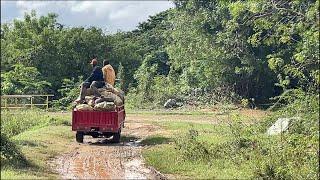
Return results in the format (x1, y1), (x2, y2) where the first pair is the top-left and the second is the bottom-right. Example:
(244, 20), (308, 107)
(49, 119), (167, 179)
(49, 109), (265, 179)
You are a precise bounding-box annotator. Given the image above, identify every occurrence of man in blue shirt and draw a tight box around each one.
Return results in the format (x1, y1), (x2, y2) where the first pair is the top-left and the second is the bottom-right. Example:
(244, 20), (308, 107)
(75, 58), (105, 103)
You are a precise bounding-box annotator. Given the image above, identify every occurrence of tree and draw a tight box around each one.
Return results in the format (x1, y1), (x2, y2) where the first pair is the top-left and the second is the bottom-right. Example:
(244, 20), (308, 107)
(1, 64), (51, 95)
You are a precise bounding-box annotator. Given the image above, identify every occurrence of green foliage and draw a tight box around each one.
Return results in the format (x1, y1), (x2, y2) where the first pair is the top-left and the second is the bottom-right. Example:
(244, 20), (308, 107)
(1, 64), (51, 95)
(145, 91), (319, 179)
(1, 1), (318, 109)
(107, 31), (144, 91)
(0, 134), (27, 168)
(1, 11), (108, 94)
(52, 77), (83, 110)
(1, 110), (70, 138)
(115, 63), (125, 90)
(1, 109), (71, 170)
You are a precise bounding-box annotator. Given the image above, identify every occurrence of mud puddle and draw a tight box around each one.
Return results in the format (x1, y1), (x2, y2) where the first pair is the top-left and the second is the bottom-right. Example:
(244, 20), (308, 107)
(50, 122), (167, 180)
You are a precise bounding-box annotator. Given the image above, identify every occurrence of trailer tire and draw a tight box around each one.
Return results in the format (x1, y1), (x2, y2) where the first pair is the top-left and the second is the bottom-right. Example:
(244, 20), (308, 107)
(112, 130), (121, 143)
(76, 132), (84, 143)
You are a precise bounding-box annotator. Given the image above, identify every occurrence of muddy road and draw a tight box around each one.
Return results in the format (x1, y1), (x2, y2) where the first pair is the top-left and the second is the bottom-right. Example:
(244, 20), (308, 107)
(50, 116), (167, 180)
(49, 109), (265, 179)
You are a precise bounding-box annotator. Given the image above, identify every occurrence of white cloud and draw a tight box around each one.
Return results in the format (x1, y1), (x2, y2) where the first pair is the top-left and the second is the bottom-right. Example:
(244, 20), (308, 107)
(2, 1), (174, 33)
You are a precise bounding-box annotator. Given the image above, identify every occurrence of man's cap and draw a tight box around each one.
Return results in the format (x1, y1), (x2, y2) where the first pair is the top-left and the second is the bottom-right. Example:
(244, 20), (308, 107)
(90, 59), (98, 65)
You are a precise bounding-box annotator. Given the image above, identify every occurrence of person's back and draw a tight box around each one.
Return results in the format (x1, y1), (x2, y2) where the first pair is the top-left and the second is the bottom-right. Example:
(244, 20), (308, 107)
(75, 58), (105, 103)
(102, 60), (115, 86)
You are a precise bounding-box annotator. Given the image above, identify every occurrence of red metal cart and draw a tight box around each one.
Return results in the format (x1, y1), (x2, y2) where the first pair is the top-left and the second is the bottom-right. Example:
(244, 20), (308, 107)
(72, 105), (125, 143)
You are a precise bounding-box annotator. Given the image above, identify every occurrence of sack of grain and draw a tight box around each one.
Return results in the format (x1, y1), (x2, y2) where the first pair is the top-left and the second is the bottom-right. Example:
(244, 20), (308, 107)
(95, 85), (124, 106)
(94, 101), (115, 111)
(85, 88), (94, 96)
(84, 96), (96, 107)
(116, 88), (125, 103)
(95, 97), (113, 104)
(114, 95), (123, 106)
(76, 104), (93, 111)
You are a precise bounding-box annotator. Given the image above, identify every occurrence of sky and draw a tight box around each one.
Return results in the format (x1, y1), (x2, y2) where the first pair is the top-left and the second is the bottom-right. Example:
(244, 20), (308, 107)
(1, 1), (174, 33)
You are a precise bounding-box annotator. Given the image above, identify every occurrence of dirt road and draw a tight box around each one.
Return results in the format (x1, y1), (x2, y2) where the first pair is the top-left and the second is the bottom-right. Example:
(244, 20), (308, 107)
(50, 116), (167, 179)
(49, 109), (266, 179)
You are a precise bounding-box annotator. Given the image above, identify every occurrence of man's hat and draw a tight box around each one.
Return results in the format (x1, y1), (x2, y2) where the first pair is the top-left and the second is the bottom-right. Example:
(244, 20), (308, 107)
(90, 58), (98, 65)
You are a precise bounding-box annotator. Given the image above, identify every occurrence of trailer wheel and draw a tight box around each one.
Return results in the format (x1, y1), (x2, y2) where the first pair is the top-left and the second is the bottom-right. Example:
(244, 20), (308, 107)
(76, 132), (84, 143)
(112, 130), (121, 143)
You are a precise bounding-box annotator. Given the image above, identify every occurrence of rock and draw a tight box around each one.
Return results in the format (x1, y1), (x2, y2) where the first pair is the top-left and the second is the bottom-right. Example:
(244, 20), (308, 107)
(267, 117), (299, 135)
(164, 99), (177, 108)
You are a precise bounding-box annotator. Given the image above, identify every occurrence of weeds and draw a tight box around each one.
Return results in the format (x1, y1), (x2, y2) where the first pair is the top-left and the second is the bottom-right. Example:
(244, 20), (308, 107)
(143, 91), (319, 179)
(1, 109), (71, 170)
(0, 134), (28, 168)
(167, 92), (319, 179)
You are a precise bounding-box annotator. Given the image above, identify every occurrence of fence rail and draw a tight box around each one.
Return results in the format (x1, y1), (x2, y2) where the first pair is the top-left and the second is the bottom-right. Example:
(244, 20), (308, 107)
(1, 94), (54, 110)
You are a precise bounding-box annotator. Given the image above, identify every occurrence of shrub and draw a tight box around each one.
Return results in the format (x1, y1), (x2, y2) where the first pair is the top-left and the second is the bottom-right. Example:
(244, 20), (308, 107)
(0, 134), (27, 167)
(172, 92), (319, 179)
(52, 77), (82, 110)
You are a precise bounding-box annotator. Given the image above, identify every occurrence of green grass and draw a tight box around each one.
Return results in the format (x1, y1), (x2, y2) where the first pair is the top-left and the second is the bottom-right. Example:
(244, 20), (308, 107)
(140, 135), (171, 146)
(1, 110), (72, 179)
(142, 97), (319, 180)
(1, 109), (71, 137)
(142, 120), (254, 179)
(142, 119), (261, 178)
(1, 126), (73, 179)
(143, 144), (254, 179)
(126, 109), (216, 116)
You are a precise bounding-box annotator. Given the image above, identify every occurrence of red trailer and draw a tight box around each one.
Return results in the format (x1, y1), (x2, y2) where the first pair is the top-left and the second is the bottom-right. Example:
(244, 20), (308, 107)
(72, 105), (125, 143)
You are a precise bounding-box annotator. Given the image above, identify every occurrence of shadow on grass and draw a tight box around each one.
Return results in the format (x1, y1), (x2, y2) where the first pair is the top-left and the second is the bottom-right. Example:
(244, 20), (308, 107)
(140, 136), (171, 146)
(14, 140), (48, 148)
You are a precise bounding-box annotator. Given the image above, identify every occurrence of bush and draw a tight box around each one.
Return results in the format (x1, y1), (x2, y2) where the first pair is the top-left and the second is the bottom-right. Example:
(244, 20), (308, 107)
(172, 92), (319, 179)
(52, 77), (82, 110)
(1, 109), (71, 138)
(1, 109), (71, 168)
(252, 91), (319, 179)
(1, 110), (50, 138)
(1, 64), (51, 95)
(0, 134), (27, 167)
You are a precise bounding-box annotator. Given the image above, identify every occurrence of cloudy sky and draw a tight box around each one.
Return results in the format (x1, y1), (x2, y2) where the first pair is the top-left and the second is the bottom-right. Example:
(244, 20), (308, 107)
(1, 1), (174, 33)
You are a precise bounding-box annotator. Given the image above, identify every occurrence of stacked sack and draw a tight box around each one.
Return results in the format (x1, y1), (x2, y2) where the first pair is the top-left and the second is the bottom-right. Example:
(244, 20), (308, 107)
(75, 84), (125, 111)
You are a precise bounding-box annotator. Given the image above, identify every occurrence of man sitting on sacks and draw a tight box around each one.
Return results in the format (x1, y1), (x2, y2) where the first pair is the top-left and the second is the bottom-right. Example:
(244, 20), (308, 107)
(102, 59), (116, 87)
(100, 59), (125, 103)
(75, 58), (105, 103)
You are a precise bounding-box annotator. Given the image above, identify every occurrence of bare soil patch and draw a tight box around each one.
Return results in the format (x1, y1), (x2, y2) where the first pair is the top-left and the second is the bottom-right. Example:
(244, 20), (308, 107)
(50, 115), (166, 179)
(49, 109), (266, 179)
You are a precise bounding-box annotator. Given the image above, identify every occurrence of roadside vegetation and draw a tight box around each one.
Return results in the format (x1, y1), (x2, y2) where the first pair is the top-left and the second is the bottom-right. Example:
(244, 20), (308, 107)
(143, 91), (319, 179)
(1, 110), (72, 179)
(1, 0), (319, 179)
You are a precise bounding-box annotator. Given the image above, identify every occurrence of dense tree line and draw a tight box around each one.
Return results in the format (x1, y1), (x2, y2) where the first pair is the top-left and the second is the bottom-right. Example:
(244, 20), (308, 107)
(1, 0), (319, 107)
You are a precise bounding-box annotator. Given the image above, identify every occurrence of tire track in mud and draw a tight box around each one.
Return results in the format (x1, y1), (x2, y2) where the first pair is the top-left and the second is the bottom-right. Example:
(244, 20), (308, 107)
(50, 122), (167, 180)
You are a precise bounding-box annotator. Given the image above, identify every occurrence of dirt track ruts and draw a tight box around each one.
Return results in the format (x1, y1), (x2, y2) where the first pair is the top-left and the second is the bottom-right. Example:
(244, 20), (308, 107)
(50, 118), (166, 180)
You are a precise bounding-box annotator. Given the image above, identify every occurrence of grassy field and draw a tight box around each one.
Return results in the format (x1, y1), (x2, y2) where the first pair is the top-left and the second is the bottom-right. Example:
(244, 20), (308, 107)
(1, 110), (73, 179)
(1, 105), (318, 179)
(142, 106), (319, 179)
(142, 120), (255, 179)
